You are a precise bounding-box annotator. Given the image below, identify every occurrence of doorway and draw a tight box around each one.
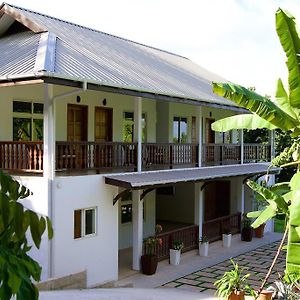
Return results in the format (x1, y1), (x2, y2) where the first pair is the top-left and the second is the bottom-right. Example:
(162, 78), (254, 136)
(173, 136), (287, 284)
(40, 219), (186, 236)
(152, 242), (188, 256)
(204, 181), (230, 221)
(66, 104), (88, 169)
(95, 107), (113, 142)
(94, 107), (113, 168)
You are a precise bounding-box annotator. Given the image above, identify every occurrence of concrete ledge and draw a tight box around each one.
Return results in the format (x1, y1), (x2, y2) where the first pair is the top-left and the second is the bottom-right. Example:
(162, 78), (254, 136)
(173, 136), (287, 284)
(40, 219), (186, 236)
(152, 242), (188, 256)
(37, 271), (87, 291)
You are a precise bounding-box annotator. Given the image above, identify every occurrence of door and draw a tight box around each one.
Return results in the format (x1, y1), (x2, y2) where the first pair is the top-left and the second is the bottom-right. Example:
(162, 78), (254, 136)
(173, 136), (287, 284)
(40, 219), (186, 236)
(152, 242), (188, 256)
(204, 181), (230, 221)
(67, 104), (88, 169)
(94, 107), (113, 167)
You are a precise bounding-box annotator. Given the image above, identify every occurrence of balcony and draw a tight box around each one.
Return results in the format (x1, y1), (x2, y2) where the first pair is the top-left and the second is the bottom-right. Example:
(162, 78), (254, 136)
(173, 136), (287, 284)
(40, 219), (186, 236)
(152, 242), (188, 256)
(0, 141), (271, 175)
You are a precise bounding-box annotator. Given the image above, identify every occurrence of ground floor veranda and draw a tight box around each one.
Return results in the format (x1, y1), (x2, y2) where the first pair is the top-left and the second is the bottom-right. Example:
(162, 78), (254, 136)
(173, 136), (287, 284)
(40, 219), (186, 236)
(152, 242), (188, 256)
(117, 231), (282, 289)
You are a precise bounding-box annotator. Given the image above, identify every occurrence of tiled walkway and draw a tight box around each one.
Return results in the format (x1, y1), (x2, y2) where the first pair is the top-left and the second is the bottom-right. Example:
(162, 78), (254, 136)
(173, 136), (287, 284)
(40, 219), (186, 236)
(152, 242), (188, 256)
(163, 240), (285, 294)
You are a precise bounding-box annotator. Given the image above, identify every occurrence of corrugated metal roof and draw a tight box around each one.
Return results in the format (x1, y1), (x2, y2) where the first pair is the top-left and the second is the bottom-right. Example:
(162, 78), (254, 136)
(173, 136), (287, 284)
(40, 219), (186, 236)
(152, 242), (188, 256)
(0, 30), (39, 76)
(105, 163), (279, 189)
(0, 3), (238, 108)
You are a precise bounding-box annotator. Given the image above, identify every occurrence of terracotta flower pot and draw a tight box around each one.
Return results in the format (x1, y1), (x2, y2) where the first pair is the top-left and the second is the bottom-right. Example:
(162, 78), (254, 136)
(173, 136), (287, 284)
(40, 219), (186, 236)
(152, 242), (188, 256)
(228, 290), (245, 300)
(257, 290), (273, 300)
(254, 223), (265, 238)
(141, 254), (158, 275)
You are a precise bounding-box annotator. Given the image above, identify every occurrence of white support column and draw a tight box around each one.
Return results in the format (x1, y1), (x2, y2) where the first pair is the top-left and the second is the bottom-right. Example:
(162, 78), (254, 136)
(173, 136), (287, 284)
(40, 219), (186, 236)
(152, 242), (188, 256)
(134, 97), (142, 173)
(132, 190), (143, 271)
(44, 84), (55, 180)
(43, 84), (55, 278)
(239, 178), (245, 215)
(194, 182), (204, 239)
(240, 129), (244, 164)
(197, 106), (203, 167)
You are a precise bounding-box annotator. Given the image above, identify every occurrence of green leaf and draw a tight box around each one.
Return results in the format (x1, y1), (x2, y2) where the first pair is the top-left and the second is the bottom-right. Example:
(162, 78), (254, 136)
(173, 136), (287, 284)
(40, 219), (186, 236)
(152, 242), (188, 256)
(275, 78), (298, 118)
(212, 114), (277, 132)
(14, 203), (24, 239)
(212, 82), (299, 131)
(290, 172), (300, 190)
(28, 211), (41, 249)
(46, 217), (54, 240)
(7, 268), (22, 294)
(247, 211), (262, 218)
(247, 180), (289, 213)
(251, 204), (277, 228)
(276, 9), (300, 109)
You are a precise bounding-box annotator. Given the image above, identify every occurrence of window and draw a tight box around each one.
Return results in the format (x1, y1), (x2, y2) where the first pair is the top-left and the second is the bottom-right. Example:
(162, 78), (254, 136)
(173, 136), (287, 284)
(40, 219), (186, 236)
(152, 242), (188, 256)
(122, 112), (146, 142)
(74, 207), (96, 239)
(120, 192), (145, 224)
(173, 116), (188, 143)
(13, 101), (44, 141)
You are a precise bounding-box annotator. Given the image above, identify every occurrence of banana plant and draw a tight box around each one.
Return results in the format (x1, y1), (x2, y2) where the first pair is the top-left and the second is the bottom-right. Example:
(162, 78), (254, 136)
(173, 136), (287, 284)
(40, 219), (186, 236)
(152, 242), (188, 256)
(211, 8), (300, 279)
(0, 171), (53, 300)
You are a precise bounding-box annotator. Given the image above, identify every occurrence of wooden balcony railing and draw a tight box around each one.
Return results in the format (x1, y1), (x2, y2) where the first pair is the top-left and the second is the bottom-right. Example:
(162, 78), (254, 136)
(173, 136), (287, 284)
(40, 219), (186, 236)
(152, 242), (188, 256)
(0, 141), (43, 173)
(203, 143), (241, 166)
(144, 224), (199, 261)
(142, 143), (198, 168)
(0, 141), (271, 174)
(244, 144), (271, 163)
(202, 212), (241, 242)
(56, 141), (137, 171)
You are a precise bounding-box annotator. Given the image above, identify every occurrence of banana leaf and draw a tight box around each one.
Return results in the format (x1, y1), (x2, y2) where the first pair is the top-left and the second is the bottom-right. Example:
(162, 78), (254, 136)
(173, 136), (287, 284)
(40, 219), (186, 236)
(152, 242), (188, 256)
(213, 82), (299, 131)
(211, 114), (277, 132)
(275, 78), (298, 119)
(286, 172), (300, 276)
(276, 9), (300, 109)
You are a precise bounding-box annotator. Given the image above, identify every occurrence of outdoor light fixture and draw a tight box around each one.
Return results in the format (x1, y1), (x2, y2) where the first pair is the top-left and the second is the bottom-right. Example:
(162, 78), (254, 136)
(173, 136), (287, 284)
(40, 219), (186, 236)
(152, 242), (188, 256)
(76, 96), (81, 103)
(103, 98), (107, 106)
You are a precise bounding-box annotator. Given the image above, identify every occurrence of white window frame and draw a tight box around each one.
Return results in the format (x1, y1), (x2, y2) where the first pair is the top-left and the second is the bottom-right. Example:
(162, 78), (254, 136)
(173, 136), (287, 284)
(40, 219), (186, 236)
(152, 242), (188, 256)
(74, 207), (97, 239)
(12, 99), (44, 141)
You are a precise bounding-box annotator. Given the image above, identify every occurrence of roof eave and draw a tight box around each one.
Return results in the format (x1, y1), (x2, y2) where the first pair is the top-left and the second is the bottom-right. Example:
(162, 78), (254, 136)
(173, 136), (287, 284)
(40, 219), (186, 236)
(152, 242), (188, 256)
(0, 71), (248, 112)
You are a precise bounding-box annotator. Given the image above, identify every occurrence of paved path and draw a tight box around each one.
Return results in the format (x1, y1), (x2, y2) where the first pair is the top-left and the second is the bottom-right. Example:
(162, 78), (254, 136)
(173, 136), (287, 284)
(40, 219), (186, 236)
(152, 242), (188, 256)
(40, 288), (216, 300)
(162, 240), (285, 294)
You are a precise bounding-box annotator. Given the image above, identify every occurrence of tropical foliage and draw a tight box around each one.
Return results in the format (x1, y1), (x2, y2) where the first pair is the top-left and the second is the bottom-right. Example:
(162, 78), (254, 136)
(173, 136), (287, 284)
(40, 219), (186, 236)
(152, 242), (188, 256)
(214, 259), (254, 298)
(211, 8), (300, 279)
(0, 171), (53, 300)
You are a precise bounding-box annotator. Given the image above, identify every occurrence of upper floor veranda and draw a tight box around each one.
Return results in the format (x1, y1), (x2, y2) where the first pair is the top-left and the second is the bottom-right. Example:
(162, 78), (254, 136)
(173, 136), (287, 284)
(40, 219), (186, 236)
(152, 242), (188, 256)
(0, 83), (273, 176)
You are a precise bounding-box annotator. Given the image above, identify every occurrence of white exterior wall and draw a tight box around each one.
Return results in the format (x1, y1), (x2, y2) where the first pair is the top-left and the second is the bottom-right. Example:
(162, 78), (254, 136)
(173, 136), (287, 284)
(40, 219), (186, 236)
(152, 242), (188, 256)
(156, 182), (195, 223)
(118, 191), (156, 249)
(54, 87), (156, 142)
(52, 174), (118, 287)
(14, 176), (50, 281)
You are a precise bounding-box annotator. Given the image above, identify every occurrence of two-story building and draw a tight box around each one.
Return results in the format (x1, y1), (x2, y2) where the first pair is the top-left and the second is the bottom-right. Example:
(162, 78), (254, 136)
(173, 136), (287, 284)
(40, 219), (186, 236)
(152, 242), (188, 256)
(0, 3), (275, 287)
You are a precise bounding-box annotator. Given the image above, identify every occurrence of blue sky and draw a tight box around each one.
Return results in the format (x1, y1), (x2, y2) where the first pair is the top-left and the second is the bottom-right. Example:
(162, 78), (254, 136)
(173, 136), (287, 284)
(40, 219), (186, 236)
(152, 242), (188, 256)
(6, 0), (300, 97)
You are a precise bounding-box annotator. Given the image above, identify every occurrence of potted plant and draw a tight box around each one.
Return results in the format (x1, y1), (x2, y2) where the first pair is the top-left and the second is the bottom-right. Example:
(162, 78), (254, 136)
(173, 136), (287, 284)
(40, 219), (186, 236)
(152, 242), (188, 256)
(254, 223), (265, 238)
(265, 275), (300, 300)
(199, 236), (209, 257)
(241, 215), (253, 242)
(222, 227), (232, 248)
(141, 224), (163, 275)
(214, 259), (254, 300)
(169, 240), (184, 265)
